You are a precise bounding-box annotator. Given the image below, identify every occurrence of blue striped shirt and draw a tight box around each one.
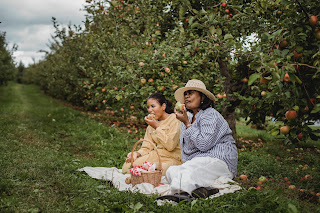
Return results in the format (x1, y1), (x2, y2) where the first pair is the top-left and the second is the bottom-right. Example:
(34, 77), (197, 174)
(180, 107), (238, 177)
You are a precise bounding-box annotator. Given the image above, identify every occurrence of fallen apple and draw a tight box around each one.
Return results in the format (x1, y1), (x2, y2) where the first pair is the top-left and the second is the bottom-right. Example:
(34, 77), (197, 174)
(240, 174), (248, 180)
(125, 177), (131, 184)
(259, 176), (267, 183)
(288, 185), (296, 190)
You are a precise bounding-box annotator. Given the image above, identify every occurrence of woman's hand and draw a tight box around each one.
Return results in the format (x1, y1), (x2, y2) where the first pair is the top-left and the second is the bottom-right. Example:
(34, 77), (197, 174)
(144, 116), (159, 129)
(125, 152), (141, 163)
(175, 108), (191, 127)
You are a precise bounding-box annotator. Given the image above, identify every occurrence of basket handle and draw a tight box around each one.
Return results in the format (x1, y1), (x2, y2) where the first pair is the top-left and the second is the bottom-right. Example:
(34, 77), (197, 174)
(130, 139), (162, 171)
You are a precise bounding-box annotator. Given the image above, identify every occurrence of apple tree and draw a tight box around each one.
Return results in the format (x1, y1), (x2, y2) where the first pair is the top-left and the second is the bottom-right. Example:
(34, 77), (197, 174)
(0, 32), (16, 86)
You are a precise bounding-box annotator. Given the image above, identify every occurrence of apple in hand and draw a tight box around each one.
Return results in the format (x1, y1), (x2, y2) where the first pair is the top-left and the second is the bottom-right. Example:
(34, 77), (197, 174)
(147, 114), (155, 119)
(175, 101), (185, 112)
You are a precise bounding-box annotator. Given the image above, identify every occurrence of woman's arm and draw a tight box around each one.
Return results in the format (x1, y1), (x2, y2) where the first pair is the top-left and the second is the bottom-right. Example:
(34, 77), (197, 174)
(183, 111), (222, 152)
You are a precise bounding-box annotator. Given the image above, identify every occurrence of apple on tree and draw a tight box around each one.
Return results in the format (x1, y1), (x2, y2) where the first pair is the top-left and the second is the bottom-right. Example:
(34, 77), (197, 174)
(280, 126), (290, 134)
(285, 110), (297, 120)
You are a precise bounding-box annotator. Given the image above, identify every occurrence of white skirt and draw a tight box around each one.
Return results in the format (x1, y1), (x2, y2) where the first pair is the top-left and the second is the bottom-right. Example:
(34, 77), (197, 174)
(165, 156), (233, 194)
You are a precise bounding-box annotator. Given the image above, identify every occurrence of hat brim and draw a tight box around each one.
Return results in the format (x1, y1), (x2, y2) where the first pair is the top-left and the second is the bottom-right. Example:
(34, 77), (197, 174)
(174, 87), (216, 103)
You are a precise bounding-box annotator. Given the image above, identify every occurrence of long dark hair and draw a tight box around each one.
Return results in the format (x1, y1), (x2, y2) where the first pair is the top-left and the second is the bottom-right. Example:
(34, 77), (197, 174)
(147, 92), (174, 114)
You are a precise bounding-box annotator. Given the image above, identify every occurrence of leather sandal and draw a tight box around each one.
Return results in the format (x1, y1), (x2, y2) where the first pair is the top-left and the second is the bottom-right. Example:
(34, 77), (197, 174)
(156, 192), (194, 202)
(191, 187), (219, 199)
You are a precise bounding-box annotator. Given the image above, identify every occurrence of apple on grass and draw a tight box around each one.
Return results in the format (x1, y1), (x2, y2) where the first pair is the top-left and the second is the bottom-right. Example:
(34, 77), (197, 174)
(259, 176), (267, 183)
(125, 177), (131, 184)
(240, 174), (248, 180)
(288, 185), (296, 190)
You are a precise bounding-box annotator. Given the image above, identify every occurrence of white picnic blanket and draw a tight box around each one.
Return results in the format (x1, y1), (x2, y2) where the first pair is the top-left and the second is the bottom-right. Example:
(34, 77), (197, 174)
(78, 167), (241, 197)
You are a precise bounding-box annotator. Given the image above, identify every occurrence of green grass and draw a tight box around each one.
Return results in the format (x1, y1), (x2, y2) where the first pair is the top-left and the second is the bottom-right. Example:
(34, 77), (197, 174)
(0, 82), (319, 212)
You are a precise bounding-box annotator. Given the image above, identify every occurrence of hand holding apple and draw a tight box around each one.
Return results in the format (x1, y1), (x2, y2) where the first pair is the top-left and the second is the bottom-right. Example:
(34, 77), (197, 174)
(174, 107), (190, 127)
(144, 115), (159, 129)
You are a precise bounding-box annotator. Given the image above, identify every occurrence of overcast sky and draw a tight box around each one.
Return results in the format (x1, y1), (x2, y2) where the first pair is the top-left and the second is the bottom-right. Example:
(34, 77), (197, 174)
(0, 0), (87, 67)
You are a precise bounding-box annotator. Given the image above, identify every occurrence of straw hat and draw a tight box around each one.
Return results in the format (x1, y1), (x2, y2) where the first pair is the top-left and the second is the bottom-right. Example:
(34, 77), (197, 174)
(174, 79), (216, 103)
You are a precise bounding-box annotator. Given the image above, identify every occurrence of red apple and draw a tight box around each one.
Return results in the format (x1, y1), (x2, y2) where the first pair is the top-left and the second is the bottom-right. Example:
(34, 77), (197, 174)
(285, 110), (297, 120)
(148, 78), (154, 83)
(102, 88), (106, 92)
(260, 77), (269, 84)
(289, 185), (296, 190)
(157, 86), (165, 91)
(164, 67), (170, 73)
(261, 91), (267, 97)
(120, 108), (124, 112)
(217, 93), (223, 99)
(293, 50), (303, 59)
(225, 9), (229, 14)
(172, 85), (178, 90)
(130, 105), (135, 110)
(240, 174), (248, 180)
(242, 78), (248, 83)
(283, 177), (288, 181)
(297, 133), (303, 140)
(221, 2), (227, 7)
(280, 40), (288, 48)
(280, 126), (290, 134)
(309, 16), (318, 25)
(140, 78), (146, 84)
(139, 62), (144, 66)
(283, 72), (290, 82)
(309, 98), (316, 105)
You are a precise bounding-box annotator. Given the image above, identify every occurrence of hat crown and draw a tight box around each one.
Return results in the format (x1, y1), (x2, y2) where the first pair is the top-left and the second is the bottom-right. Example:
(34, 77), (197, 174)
(185, 79), (207, 90)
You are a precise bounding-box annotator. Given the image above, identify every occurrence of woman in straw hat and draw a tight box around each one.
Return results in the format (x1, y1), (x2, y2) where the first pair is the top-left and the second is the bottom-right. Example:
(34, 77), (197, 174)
(157, 79), (238, 202)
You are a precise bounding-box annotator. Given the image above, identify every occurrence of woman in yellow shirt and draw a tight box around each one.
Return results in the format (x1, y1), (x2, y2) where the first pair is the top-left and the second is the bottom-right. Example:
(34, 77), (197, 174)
(122, 93), (182, 175)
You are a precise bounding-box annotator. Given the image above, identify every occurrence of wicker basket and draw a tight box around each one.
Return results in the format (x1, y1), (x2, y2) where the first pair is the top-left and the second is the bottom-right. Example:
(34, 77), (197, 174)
(130, 139), (162, 187)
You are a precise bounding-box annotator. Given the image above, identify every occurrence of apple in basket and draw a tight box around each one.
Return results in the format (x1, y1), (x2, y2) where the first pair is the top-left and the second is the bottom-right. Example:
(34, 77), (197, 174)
(125, 177), (131, 184)
(175, 101), (185, 112)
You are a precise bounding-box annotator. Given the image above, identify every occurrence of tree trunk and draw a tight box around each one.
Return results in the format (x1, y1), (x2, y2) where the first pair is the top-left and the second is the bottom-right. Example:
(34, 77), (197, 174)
(218, 59), (246, 141)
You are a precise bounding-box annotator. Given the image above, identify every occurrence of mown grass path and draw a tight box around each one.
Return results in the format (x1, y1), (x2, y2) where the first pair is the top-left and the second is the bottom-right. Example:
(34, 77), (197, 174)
(1, 83), (319, 212)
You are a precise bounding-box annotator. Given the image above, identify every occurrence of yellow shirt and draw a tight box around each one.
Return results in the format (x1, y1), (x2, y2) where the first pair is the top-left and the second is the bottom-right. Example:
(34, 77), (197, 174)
(138, 113), (182, 163)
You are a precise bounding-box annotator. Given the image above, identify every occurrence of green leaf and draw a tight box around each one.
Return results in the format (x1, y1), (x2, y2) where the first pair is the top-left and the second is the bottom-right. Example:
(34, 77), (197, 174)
(281, 49), (289, 57)
(295, 76), (302, 84)
(179, 6), (187, 19)
(224, 34), (234, 40)
(191, 22), (200, 29)
(216, 28), (222, 36)
(311, 104), (320, 114)
(248, 73), (261, 85)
